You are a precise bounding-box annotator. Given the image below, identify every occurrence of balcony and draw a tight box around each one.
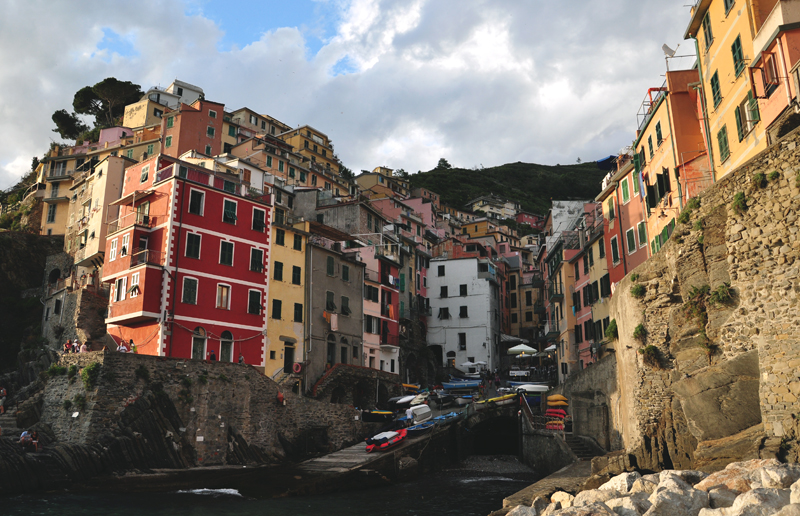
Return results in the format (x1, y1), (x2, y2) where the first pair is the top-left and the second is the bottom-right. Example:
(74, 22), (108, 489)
(380, 334), (399, 348)
(107, 211), (156, 235)
(533, 300), (546, 315)
(364, 268), (380, 283)
(44, 194), (70, 203)
(46, 169), (74, 182)
(543, 318), (560, 340)
(129, 248), (165, 269)
(548, 279), (564, 301)
(753, 0), (800, 55)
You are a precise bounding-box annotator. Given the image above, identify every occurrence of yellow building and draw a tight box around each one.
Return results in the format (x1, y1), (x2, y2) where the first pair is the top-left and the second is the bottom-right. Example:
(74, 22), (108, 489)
(122, 99), (170, 129)
(686, 0), (768, 180)
(278, 125), (344, 179)
(461, 218), (520, 247)
(39, 145), (87, 236)
(264, 207), (309, 381)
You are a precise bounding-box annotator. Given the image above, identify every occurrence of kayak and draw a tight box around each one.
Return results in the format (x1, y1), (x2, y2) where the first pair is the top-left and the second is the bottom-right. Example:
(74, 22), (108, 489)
(366, 429), (408, 453)
(474, 393), (517, 410)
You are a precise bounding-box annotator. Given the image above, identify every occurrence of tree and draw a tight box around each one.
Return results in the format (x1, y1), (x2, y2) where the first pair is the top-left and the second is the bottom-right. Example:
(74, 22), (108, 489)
(72, 77), (142, 128)
(395, 168), (410, 179)
(51, 109), (89, 140)
(340, 165), (354, 180)
(31, 157), (39, 172)
(436, 158), (452, 169)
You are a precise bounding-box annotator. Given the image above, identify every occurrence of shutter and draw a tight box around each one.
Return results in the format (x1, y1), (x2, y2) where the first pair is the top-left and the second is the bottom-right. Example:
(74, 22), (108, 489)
(399, 273), (405, 292)
(633, 153), (641, 173)
(243, 169), (251, 183)
(662, 168), (671, 192)
(747, 92), (760, 122)
(646, 184), (656, 208)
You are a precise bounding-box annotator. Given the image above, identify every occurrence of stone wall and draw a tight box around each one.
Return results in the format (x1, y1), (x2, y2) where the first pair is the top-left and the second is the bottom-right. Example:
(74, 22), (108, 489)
(600, 124), (800, 472)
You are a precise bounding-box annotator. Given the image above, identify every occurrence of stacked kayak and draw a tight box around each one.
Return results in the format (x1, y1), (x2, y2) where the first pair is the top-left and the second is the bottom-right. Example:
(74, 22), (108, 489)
(546, 394), (568, 430)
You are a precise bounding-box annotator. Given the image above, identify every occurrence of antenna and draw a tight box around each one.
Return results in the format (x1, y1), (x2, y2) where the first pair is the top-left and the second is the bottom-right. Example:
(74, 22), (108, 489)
(662, 44), (677, 58)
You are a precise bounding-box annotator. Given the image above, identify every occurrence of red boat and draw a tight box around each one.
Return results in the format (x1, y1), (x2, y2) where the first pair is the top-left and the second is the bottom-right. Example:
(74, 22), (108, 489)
(365, 429), (408, 453)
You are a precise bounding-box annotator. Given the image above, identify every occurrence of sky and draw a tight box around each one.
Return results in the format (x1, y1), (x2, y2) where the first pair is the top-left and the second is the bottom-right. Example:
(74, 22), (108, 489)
(0, 0), (697, 190)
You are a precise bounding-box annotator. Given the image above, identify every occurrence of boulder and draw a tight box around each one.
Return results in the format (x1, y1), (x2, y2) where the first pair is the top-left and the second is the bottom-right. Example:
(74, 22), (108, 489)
(540, 502), (561, 516)
(606, 497), (645, 516)
(708, 487), (738, 509)
(600, 472), (642, 494)
(695, 459), (783, 493)
(554, 503), (616, 515)
(750, 465), (800, 489)
(630, 478), (657, 495)
(506, 505), (537, 516)
(721, 487), (791, 516)
(573, 488), (619, 507)
(645, 474), (709, 516)
(792, 479), (800, 505)
(552, 491), (575, 508)
(659, 469), (708, 486)
(532, 496), (551, 514)
(774, 504), (800, 516)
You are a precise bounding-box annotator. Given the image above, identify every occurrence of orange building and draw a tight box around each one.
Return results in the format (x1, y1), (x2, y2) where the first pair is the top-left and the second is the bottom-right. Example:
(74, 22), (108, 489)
(161, 99), (225, 159)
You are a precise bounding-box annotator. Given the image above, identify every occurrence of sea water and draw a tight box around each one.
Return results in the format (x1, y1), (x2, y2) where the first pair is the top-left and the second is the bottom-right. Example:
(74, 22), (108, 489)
(3, 456), (539, 516)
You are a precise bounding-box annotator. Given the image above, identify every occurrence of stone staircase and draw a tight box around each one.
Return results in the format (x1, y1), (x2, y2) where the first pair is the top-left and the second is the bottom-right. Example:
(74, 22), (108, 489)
(0, 412), (21, 437)
(565, 434), (602, 461)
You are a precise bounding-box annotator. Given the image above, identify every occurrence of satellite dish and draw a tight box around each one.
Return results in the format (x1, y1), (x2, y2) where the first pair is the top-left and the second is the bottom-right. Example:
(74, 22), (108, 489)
(662, 44), (677, 58)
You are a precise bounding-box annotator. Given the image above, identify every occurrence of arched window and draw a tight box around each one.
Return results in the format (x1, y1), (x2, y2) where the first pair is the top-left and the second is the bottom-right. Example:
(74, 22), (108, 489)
(192, 327), (206, 360)
(220, 331), (233, 362)
(327, 334), (336, 366)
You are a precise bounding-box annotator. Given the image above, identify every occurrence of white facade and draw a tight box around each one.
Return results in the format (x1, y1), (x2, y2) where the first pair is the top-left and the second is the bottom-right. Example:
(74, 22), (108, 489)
(426, 257), (501, 371)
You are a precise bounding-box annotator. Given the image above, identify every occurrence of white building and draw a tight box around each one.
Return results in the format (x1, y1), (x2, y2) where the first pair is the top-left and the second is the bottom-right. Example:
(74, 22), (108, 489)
(426, 257), (501, 372)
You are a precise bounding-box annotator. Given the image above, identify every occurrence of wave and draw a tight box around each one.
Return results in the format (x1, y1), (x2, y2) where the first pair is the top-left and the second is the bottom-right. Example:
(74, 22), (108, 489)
(457, 476), (515, 484)
(176, 488), (243, 497)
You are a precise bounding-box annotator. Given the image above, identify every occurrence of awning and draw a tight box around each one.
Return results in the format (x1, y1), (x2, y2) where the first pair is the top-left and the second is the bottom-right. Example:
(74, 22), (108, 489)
(109, 189), (153, 206)
(544, 344), (557, 351)
(501, 333), (529, 345)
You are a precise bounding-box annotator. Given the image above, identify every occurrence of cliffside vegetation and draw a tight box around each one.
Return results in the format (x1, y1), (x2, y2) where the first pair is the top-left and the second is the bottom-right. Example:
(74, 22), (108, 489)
(408, 160), (609, 214)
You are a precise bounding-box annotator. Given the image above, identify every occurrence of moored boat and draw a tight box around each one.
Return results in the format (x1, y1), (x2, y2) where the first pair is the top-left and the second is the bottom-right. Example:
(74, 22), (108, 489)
(361, 409), (394, 423)
(508, 380), (550, 387)
(454, 395), (474, 406)
(442, 380), (481, 390)
(432, 411), (462, 425)
(474, 393), (517, 410)
(365, 428), (408, 453)
(406, 421), (435, 437)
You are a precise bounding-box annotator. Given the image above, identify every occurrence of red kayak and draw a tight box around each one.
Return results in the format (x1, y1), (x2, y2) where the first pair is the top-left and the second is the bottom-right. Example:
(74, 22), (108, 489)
(365, 429), (408, 453)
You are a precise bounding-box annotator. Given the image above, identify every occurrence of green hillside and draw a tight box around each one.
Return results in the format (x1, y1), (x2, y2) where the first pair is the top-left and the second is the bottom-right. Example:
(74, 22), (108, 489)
(408, 161), (609, 215)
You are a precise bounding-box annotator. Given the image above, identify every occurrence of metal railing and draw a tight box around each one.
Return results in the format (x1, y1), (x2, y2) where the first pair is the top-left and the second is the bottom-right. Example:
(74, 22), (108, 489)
(129, 248), (164, 268)
(107, 211), (155, 234)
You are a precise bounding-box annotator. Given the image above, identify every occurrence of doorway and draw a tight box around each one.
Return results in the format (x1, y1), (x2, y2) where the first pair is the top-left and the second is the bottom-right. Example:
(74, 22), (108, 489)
(220, 331), (233, 362)
(283, 345), (295, 373)
(192, 327), (206, 360)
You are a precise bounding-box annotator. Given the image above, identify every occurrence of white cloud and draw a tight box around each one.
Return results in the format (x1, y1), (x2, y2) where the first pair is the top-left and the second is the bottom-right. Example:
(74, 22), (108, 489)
(0, 0), (691, 189)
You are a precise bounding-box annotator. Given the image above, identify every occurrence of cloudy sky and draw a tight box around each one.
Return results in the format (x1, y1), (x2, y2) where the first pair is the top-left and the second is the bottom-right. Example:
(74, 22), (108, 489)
(0, 0), (695, 189)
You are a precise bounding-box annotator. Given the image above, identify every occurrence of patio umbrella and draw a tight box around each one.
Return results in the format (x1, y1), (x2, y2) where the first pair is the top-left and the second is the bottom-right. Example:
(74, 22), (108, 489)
(516, 353), (533, 358)
(544, 344), (557, 351)
(461, 361), (475, 367)
(474, 360), (487, 365)
(507, 344), (536, 355)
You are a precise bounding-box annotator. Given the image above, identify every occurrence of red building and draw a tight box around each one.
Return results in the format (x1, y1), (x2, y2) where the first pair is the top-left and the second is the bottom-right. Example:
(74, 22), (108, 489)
(161, 99), (225, 159)
(102, 154), (272, 365)
(515, 211), (545, 231)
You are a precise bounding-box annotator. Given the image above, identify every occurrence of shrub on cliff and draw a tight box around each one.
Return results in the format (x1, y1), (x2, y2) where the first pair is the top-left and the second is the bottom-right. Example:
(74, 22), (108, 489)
(81, 362), (101, 390)
(47, 364), (67, 377)
(631, 284), (646, 299)
(731, 192), (747, 215)
(633, 324), (646, 342)
(638, 345), (661, 368)
(605, 319), (618, 341)
(709, 282), (733, 307)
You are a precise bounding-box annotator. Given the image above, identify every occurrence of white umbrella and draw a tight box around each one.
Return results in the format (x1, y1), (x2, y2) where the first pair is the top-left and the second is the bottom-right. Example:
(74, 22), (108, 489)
(474, 360), (487, 365)
(516, 353), (533, 358)
(544, 344), (557, 351)
(507, 344), (536, 355)
(461, 361), (475, 367)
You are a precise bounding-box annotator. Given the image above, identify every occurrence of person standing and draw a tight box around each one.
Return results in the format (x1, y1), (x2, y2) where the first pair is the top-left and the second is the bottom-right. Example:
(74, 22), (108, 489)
(63, 339), (72, 354)
(79, 341), (88, 353)
(238, 353), (245, 364)
(0, 385), (7, 415)
(405, 406), (414, 425)
(209, 349), (217, 361)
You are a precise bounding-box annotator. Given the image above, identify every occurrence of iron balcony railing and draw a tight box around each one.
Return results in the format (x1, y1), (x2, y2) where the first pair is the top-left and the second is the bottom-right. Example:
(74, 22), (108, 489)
(129, 248), (164, 268)
(547, 279), (564, 301)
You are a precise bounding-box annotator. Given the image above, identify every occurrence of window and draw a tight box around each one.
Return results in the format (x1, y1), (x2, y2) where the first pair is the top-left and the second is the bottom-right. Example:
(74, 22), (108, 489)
(250, 248), (263, 272)
(610, 236), (620, 264)
(120, 234), (129, 257)
(248, 290), (261, 314)
(115, 276), (127, 302)
(267, 156), (273, 167)
(54, 299), (62, 315)
(327, 256), (335, 276)
(220, 241), (234, 266)
(274, 209), (285, 225)
(525, 290), (532, 306)
(367, 213), (373, 231)
(600, 274), (611, 298)
(599, 238), (605, 258)
(294, 303), (303, 322)
(702, 12), (713, 50)
(205, 145), (212, 155)
(458, 333), (466, 350)
(440, 286), (448, 298)
(207, 126), (215, 137)
(289, 167), (295, 178)
(293, 234), (302, 250)
(511, 313), (518, 324)
(637, 221), (647, 249)
(186, 233), (201, 259)
(216, 284), (230, 309)
(223, 199), (237, 224)
(140, 165), (150, 183)
(228, 125), (236, 137)
(459, 306), (468, 318)
(626, 228), (637, 254)
(655, 122), (663, 145)
(438, 265), (445, 276)
(273, 262), (284, 281)
(460, 284), (467, 296)
(209, 109), (217, 118)
(165, 136), (172, 148)
(278, 161), (284, 172)
(525, 311), (533, 322)
(326, 291), (336, 311)
(166, 116), (174, 128)
(110, 239), (118, 261)
(724, 0), (735, 13)
(272, 299), (282, 319)
(735, 91), (759, 141)
(311, 174), (317, 186)
(186, 190), (204, 217)
(146, 144), (154, 156)
(575, 324), (583, 344)
(46, 204), (56, 223)
(179, 165), (188, 178)
(341, 296), (351, 316)
(126, 149), (133, 158)
(365, 285), (379, 303)
(292, 265), (301, 285)
(223, 181), (235, 194)
(717, 125), (730, 162)
(252, 208), (266, 231)
(300, 171), (306, 182)
(275, 190), (282, 204)
(183, 277), (198, 304)
(621, 178), (630, 204)
(607, 198), (615, 221)
(732, 35), (745, 76)
(438, 307), (450, 319)
(710, 71), (722, 108)
(275, 229), (285, 246)
(342, 265), (350, 282)
(583, 255), (589, 274)
(648, 136), (654, 159)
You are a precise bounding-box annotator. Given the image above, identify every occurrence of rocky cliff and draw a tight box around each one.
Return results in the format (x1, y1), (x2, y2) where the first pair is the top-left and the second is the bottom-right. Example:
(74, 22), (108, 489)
(0, 352), (373, 495)
(599, 127), (800, 473)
